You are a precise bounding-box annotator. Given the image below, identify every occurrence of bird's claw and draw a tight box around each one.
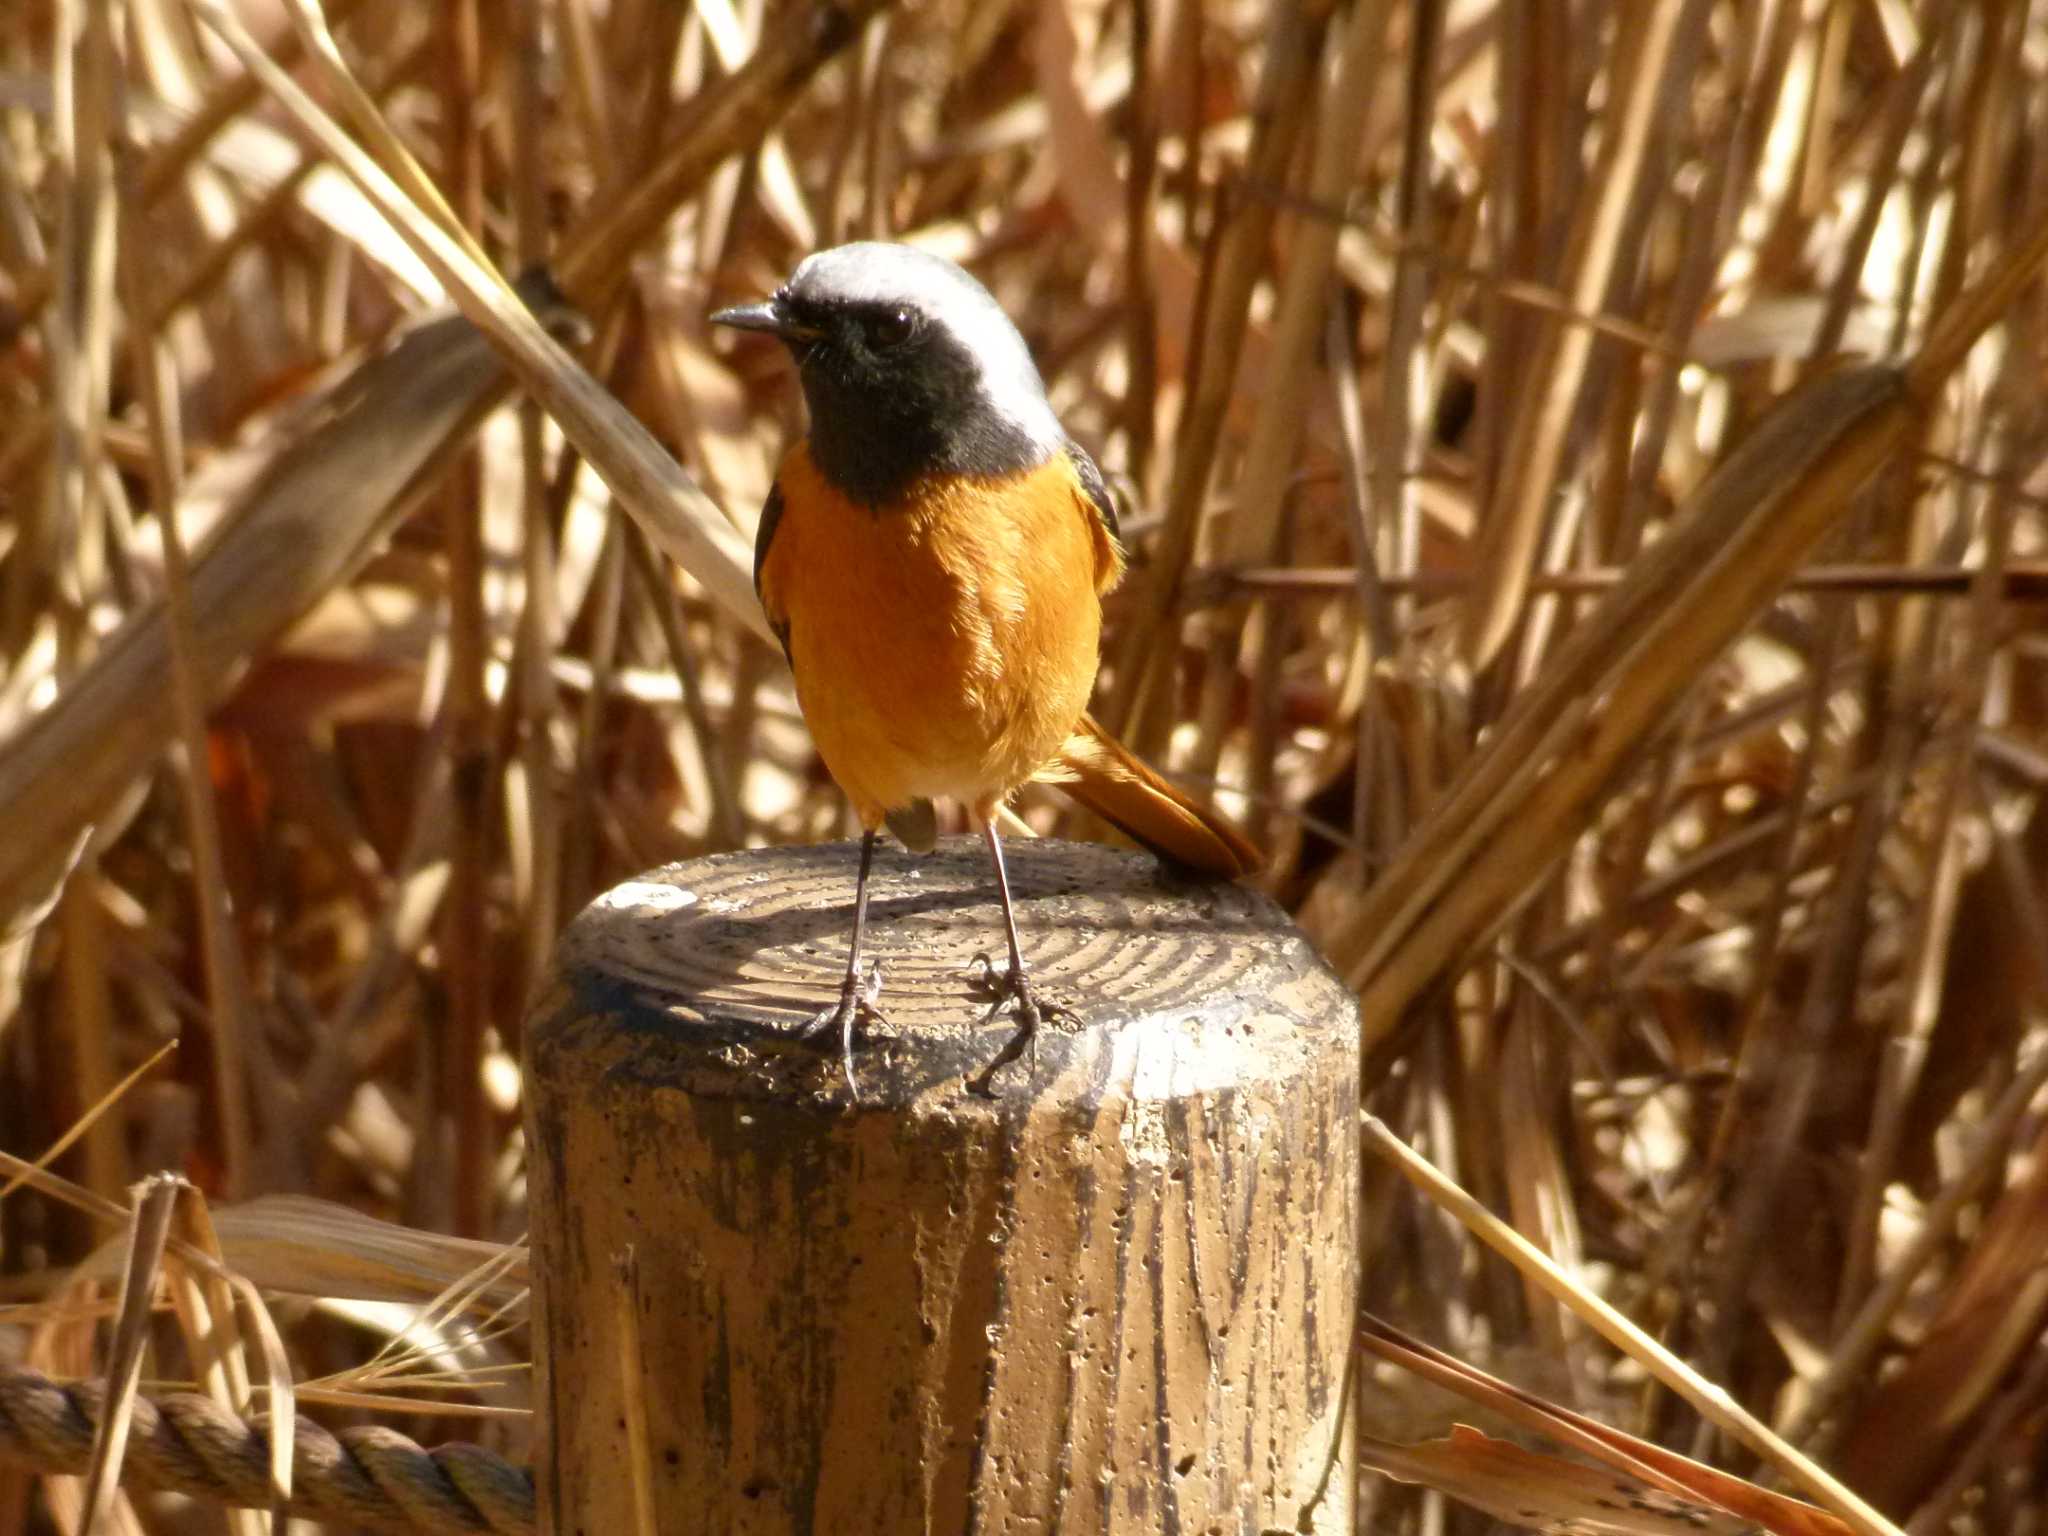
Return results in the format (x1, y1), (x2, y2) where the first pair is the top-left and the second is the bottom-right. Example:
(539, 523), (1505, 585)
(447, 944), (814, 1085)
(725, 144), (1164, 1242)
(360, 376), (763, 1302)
(965, 954), (1077, 1096)
(804, 960), (887, 1101)
(967, 953), (1077, 1028)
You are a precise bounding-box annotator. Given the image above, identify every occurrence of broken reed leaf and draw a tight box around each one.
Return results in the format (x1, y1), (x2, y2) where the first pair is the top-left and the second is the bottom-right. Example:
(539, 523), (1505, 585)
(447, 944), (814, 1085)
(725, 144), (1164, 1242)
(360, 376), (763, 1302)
(78, 1174), (184, 1536)
(1359, 1426), (1758, 1536)
(1357, 1315), (1853, 1536)
(74, 1195), (527, 1312)
(168, 1189), (296, 1535)
(1364, 1116), (1903, 1536)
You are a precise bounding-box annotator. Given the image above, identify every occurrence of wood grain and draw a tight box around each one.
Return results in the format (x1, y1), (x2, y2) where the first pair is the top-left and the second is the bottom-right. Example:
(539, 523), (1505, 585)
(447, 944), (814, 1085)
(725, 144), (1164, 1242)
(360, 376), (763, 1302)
(524, 836), (1360, 1535)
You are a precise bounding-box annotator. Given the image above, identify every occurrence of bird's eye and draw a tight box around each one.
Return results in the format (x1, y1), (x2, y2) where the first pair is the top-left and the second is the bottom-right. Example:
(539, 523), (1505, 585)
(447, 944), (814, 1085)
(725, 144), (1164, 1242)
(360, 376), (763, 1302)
(866, 308), (916, 349)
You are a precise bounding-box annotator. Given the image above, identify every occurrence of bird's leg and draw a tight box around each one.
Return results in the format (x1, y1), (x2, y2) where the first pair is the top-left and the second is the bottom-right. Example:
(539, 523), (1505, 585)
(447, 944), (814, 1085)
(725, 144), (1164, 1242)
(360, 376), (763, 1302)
(968, 820), (1077, 1092)
(804, 829), (886, 1098)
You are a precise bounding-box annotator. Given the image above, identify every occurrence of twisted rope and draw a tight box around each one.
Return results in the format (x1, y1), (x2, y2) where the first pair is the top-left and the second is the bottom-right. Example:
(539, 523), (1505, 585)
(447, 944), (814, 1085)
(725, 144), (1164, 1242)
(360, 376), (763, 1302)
(0, 1364), (533, 1536)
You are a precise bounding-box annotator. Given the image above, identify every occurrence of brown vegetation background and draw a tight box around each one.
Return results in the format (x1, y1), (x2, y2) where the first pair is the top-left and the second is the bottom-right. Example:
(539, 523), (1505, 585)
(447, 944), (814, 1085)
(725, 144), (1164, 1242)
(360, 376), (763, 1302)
(3, 0), (2048, 1531)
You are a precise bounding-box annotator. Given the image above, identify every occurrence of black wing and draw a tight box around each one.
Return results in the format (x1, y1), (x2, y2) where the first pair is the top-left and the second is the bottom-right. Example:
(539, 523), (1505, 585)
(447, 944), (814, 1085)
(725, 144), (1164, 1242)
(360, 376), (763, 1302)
(1063, 438), (1121, 548)
(753, 481), (791, 660)
(754, 481), (785, 593)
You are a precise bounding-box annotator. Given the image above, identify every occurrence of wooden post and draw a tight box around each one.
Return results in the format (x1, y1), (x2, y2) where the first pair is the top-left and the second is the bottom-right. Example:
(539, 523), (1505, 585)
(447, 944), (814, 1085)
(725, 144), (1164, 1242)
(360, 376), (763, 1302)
(524, 837), (1359, 1535)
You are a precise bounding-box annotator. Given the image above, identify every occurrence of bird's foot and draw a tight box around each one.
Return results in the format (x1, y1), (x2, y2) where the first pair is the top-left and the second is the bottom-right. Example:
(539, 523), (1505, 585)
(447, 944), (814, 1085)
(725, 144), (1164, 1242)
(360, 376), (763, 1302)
(965, 955), (1078, 1095)
(803, 960), (887, 1101)
(966, 953), (1079, 1028)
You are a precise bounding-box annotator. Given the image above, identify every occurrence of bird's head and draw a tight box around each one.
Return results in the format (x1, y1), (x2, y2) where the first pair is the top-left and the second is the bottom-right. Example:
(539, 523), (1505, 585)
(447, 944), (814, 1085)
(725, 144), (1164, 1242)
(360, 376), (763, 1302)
(712, 242), (1063, 506)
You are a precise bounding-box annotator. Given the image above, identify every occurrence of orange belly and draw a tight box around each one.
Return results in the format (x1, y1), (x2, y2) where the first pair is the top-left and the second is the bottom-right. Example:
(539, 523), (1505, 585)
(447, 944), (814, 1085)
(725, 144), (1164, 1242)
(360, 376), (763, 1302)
(759, 445), (1112, 825)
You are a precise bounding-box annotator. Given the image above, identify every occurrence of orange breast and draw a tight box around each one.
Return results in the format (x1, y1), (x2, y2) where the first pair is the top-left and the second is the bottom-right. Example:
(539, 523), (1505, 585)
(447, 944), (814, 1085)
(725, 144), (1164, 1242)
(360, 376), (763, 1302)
(758, 444), (1119, 825)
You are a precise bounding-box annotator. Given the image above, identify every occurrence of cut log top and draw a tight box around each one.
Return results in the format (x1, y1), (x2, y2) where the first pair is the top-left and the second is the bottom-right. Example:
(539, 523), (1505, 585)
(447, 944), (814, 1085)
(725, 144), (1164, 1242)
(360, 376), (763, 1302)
(533, 834), (1351, 1109)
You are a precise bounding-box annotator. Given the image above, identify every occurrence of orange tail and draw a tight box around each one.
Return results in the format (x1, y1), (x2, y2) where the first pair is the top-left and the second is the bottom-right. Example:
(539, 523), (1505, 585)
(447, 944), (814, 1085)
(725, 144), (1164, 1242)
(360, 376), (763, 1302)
(1048, 713), (1264, 878)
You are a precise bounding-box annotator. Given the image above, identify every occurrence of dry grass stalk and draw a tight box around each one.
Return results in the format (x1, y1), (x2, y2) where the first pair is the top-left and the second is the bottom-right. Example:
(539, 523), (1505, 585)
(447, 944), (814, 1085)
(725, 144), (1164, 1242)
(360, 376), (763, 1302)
(116, 113), (255, 1200)
(77, 1175), (179, 1536)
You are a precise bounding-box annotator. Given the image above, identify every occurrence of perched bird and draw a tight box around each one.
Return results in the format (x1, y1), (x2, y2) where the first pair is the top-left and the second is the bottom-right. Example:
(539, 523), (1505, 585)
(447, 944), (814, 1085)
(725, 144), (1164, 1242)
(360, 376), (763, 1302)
(712, 242), (1260, 1094)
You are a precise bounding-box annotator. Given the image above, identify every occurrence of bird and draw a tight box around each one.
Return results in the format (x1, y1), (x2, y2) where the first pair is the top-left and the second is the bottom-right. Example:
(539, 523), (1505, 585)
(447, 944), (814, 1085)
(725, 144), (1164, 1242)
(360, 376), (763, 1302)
(711, 241), (1261, 1096)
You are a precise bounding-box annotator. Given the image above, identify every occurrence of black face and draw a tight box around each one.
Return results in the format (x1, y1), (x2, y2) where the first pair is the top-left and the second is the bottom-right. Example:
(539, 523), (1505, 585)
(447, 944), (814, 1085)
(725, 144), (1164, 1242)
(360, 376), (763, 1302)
(772, 291), (1043, 507)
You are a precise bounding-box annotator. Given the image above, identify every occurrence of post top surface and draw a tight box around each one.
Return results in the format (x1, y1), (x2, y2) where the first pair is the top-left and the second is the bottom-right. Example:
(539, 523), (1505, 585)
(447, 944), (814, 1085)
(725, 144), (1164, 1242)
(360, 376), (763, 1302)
(532, 837), (1358, 1111)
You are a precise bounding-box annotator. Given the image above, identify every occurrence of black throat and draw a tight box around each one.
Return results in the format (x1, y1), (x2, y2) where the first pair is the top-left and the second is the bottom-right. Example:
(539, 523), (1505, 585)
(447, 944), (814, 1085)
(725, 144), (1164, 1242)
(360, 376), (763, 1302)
(791, 314), (1048, 506)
